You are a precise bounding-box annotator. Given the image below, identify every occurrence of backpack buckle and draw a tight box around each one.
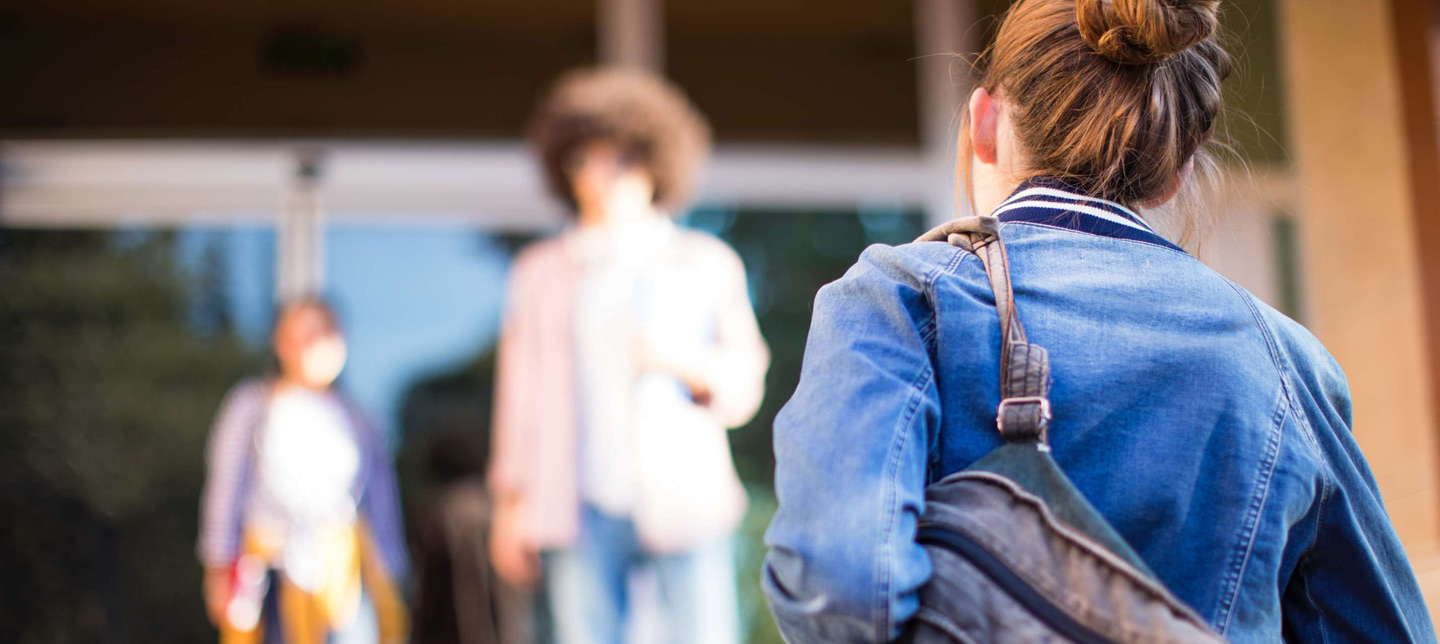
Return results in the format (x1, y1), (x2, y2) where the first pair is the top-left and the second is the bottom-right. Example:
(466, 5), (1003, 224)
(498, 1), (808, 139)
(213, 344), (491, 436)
(996, 396), (1051, 444)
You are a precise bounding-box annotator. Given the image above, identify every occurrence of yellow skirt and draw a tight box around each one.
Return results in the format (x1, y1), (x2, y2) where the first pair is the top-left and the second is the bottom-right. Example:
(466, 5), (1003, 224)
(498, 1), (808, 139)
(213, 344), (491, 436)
(218, 520), (408, 644)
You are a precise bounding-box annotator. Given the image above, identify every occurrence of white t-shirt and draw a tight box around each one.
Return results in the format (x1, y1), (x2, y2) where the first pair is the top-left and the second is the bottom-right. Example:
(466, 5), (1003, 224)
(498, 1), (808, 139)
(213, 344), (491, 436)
(246, 388), (362, 589)
(568, 217), (678, 516)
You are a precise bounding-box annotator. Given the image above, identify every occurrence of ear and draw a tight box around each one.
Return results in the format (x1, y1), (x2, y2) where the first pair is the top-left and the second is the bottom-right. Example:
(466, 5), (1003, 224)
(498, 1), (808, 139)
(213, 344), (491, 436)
(1142, 158), (1195, 208)
(969, 87), (1000, 166)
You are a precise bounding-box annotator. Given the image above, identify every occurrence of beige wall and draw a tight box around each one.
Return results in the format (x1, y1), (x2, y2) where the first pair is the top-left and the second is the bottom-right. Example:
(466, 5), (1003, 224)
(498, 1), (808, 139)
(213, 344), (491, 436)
(1277, 0), (1440, 600)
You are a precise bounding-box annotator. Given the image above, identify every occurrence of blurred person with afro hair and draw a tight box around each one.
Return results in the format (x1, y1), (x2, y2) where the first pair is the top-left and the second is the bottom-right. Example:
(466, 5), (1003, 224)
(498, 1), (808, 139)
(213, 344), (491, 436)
(487, 68), (770, 644)
(528, 67), (711, 218)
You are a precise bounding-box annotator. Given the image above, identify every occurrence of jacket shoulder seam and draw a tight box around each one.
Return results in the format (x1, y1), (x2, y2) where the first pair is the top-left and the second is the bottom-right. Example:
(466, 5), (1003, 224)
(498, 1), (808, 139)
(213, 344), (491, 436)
(876, 244), (947, 640)
(1226, 285), (1330, 462)
(1212, 282), (1326, 634)
(919, 245), (968, 348)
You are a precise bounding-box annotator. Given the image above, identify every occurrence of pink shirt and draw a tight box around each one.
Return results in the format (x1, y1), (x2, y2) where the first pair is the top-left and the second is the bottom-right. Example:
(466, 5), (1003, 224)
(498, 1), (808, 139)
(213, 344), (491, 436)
(488, 222), (770, 552)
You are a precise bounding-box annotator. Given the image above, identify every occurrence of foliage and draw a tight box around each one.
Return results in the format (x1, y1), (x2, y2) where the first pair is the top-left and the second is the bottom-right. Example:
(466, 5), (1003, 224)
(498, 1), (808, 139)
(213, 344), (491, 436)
(0, 229), (265, 644)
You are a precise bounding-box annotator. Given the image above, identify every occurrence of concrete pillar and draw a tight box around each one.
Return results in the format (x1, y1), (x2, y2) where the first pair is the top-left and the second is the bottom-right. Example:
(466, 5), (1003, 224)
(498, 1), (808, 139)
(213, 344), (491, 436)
(276, 150), (325, 302)
(1276, 0), (1440, 586)
(914, 0), (979, 224)
(598, 0), (664, 73)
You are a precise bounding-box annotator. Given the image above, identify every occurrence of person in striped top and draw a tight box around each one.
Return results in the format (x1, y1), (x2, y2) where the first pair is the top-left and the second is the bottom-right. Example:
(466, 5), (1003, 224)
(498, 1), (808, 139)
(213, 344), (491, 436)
(198, 299), (408, 644)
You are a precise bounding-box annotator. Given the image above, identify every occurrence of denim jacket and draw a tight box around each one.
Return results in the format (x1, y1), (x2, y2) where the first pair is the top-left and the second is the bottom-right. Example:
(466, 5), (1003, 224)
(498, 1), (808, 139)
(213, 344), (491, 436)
(762, 181), (1436, 644)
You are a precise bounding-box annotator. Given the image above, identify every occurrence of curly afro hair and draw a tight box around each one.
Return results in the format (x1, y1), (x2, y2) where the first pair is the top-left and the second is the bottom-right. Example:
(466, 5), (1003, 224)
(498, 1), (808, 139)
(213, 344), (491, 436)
(528, 67), (712, 215)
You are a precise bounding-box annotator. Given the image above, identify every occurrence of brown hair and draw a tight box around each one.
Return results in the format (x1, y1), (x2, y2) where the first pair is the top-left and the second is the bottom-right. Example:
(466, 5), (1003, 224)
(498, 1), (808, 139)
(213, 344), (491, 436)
(268, 297), (342, 376)
(271, 297), (340, 338)
(528, 67), (712, 215)
(968, 0), (1233, 224)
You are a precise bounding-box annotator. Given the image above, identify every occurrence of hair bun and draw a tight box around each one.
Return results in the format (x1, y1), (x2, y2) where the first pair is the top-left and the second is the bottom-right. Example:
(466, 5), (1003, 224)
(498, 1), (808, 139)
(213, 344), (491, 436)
(1076, 0), (1221, 65)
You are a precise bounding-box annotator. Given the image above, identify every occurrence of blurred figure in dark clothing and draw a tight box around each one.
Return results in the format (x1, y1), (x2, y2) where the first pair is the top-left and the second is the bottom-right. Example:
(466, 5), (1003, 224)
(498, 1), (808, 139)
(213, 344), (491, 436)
(413, 430), (531, 644)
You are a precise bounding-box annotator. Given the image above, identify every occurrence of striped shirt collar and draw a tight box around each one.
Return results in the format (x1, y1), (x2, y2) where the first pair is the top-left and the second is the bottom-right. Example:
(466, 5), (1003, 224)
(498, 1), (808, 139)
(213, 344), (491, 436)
(993, 178), (1182, 252)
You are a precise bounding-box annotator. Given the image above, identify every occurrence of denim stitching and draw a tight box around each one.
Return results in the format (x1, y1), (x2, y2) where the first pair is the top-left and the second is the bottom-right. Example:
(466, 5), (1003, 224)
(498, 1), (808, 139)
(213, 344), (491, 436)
(918, 316), (938, 350)
(913, 240), (966, 285)
(1001, 221), (1194, 259)
(1216, 397), (1286, 635)
(917, 247), (966, 485)
(877, 367), (933, 641)
(1300, 552), (1332, 644)
(1210, 281), (1294, 634)
(923, 245), (974, 325)
(1299, 444), (1333, 644)
(1286, 391), (1330, 471)
(1231, 284), (1338, 639)
(940, 244), (967, 277)
(910, 243), (964, 346)
(875, 250), (942, 641)
(1236, 294), (1327, 461)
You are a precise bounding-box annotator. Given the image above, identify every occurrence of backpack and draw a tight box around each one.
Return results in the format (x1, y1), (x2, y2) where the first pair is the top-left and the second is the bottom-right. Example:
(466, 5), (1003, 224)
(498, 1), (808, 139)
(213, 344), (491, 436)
(899, 217), (1225, 644)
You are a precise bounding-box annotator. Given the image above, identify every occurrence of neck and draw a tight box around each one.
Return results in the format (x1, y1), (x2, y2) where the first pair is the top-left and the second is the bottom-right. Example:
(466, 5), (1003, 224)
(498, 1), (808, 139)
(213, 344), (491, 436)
(576, 200), (659, 228)
(274, 377), (327, 393)
(967, 157), (1025, 218)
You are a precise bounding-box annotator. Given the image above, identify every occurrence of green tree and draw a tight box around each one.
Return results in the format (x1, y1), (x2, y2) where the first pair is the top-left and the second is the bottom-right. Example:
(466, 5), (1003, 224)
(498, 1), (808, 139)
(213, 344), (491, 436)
(0, 229), (266, 644)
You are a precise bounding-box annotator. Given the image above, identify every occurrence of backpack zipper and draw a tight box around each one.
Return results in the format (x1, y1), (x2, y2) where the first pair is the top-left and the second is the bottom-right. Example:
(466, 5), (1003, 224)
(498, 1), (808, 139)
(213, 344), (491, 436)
(916, 525), (1118, 644)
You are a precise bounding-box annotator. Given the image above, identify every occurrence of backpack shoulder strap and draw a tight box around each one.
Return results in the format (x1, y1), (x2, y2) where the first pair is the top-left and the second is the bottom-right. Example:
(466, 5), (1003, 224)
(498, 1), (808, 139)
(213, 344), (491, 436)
(917, 216), (1053, 446)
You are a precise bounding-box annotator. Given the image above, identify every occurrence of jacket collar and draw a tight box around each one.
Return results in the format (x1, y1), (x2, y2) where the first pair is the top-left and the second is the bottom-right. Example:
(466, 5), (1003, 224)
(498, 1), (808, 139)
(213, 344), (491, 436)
(993, 178), (1183, 253)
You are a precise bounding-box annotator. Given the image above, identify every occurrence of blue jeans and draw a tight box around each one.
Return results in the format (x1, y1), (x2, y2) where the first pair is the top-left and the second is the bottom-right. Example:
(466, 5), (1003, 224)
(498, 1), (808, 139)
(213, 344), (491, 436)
(329, 590), (377, 644)
(545, 504), (738, 644)
(256, 575), (377, 644)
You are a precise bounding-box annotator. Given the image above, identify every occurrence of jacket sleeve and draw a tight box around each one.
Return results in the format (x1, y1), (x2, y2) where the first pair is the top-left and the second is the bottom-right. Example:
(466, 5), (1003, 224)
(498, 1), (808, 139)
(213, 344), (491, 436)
(197, 381), (265, 568)
(697, 241), (770, 428)
(1281, 350), (1437, 644)
(487, 256), (535, 502)
(359, 418), (410, 581)
(762, 244), (942, 644)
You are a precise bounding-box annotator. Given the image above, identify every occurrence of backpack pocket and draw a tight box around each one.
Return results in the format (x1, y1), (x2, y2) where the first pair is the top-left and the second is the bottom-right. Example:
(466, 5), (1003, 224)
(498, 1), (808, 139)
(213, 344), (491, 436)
(904, 463), (1223, 644)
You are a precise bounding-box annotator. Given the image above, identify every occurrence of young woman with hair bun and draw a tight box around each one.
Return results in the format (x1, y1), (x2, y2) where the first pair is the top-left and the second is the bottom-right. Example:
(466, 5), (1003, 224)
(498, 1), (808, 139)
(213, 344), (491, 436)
(762, 0), (1435, 642)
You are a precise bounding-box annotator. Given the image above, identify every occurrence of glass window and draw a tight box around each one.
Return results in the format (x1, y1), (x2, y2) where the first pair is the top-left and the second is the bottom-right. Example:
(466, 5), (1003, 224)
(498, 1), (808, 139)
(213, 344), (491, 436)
(324, 224), (513, 439)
